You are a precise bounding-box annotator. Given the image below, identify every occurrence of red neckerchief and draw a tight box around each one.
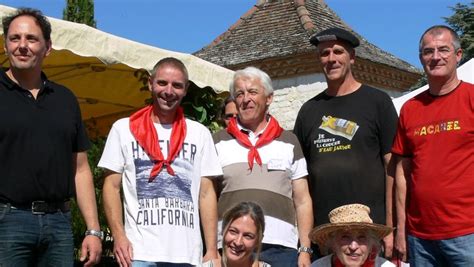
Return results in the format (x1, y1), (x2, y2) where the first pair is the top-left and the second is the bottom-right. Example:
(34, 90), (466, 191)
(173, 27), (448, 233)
(129, 105), (186, 182)
(332, 248), (376, 267)
(226, 116), (283, 170)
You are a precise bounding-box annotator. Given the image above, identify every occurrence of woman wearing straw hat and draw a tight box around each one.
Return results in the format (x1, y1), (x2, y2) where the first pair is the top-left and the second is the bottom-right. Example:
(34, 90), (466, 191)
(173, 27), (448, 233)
(309, 204), (395, 267)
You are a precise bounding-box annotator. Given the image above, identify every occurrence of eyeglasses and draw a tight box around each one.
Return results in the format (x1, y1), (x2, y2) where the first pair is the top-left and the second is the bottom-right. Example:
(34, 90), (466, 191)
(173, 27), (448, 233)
(224, 113), (238, 120)
(421, 47), (453, 58)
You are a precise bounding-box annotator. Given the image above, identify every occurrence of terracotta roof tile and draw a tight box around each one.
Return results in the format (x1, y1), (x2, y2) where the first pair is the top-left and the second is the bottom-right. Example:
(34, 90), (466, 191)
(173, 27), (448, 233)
(194, 0), (419, 74)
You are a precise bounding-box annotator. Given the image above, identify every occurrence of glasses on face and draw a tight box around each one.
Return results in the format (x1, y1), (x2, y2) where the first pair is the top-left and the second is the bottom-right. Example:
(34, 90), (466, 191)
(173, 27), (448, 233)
(421, 47), (454, 58)
(225, 113), (238, 120)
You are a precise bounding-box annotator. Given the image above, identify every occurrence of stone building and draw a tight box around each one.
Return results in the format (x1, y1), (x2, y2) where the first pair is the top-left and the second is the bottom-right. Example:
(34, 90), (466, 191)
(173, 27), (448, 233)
(194, 0), (422, 129)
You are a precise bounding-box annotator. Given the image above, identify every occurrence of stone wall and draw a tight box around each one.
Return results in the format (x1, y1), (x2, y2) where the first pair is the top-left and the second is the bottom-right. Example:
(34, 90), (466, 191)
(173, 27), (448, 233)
(269, 73), (326, 130)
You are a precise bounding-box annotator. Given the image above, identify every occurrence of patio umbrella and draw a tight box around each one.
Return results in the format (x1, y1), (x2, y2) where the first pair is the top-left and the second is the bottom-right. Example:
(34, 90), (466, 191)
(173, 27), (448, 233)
(0, 5), (234, 137)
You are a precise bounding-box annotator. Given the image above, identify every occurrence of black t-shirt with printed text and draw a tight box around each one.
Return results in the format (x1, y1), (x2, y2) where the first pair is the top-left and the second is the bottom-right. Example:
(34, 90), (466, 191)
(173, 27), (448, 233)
(294, 85), (397, 226)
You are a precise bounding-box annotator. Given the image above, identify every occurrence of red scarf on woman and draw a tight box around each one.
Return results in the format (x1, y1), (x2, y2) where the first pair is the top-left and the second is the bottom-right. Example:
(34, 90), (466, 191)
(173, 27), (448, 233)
(129, 105), (186, 182)
(226, 116), (283, 170)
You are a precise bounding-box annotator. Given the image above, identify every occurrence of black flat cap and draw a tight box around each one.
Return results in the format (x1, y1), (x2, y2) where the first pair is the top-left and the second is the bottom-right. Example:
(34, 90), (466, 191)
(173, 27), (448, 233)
(310, 27), (360, 48)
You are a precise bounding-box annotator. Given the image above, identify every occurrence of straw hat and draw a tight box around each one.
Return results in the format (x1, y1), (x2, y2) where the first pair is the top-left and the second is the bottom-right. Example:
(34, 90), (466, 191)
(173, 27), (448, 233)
(309, 204), (393, 247)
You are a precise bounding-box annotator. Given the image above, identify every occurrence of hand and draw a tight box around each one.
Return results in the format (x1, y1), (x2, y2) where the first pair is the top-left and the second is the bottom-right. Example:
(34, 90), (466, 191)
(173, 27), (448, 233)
(203, 258), (221, 267)
(80, 235), (103, 266)
(203, 251), (221, 267)
(383, 232), (394, 259)
(113, 235), (133, 267)
(394, 229), (407, 262)
(298, 252), (312, 267)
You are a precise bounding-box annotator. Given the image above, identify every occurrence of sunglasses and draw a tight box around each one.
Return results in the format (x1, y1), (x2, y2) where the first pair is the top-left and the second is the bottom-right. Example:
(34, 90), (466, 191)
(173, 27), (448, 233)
(224, 113), (238, 119)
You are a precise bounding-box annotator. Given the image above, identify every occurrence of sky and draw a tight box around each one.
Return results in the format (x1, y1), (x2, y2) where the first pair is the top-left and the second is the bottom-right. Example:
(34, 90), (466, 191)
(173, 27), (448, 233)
(1, 0), (469, 69)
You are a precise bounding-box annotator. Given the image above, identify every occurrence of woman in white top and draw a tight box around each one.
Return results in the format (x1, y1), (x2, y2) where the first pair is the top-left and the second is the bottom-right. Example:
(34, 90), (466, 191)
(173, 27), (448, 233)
(204, 202), (270, 267)
(310, 204), (395, 267)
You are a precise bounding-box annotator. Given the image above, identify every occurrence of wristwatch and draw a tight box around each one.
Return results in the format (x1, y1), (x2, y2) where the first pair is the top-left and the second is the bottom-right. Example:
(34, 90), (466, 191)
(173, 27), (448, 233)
(298, 246), (314, 255)
(84, 229), (104, 241)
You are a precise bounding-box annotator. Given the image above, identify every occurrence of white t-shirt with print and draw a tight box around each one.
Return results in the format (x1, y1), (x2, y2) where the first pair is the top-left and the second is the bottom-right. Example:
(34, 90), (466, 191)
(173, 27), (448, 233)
(98, 117), (222, 265)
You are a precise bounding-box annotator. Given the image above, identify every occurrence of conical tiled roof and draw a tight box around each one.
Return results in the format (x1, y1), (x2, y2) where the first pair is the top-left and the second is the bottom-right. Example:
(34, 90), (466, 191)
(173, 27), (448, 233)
(194, 0), (421, 91)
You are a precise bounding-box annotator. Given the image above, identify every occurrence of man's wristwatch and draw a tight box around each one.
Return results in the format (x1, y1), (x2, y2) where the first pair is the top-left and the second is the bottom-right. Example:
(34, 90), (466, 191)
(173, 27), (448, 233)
(298, 246), (314, 255)
(84, 229), (104, 241)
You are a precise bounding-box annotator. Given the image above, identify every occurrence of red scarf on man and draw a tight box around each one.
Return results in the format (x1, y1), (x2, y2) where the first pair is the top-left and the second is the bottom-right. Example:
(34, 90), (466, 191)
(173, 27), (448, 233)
(226, 116), (283, 170)
(129, 105), (186, 182)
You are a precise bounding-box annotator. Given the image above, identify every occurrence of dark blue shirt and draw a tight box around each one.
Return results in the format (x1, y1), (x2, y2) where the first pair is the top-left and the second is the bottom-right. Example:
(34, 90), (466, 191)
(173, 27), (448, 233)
(0, 70), (90, 204)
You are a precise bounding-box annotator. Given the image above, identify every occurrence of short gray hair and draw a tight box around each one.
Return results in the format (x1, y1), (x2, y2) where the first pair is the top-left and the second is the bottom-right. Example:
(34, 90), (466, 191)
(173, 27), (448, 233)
(229, 66), (273, 97)
(419, 25), (461, 53)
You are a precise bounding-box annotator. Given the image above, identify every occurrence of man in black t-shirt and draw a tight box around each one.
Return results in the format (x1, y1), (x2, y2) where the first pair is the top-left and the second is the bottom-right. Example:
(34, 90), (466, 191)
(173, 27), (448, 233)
(0, 8), (102, 266)
(293, 27), (398, 259)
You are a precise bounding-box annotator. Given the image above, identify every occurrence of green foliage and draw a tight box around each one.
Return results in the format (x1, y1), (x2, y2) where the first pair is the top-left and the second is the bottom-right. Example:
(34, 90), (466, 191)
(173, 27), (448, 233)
(70, 200), (84, 258)
(62, 0), (112, 260)
(445, 2), (474, 64)
(63, 0), (97, 28)
(181, 82), (225, 133)
(71, 138), (113, 259)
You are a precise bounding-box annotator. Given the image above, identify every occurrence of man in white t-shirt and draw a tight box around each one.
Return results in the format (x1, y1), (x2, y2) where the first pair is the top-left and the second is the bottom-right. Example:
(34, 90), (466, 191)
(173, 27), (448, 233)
(99, 57), (222, 266)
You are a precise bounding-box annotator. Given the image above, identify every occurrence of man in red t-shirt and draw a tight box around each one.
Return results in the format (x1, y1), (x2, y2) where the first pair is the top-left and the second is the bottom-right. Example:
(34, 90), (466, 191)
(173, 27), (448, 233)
(392, 25), (474, 266)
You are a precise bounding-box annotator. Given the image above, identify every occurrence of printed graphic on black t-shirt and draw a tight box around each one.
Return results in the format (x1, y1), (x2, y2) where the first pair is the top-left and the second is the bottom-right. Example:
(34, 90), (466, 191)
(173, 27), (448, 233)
(316, 115), (360, 153)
